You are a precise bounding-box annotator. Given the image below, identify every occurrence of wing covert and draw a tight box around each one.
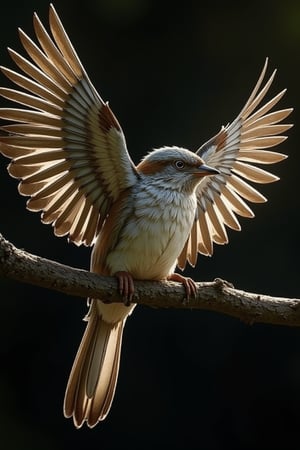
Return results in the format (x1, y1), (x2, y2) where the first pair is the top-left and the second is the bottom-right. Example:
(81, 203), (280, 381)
(178, 59), (292, 270)
(0, 5), (138, 246)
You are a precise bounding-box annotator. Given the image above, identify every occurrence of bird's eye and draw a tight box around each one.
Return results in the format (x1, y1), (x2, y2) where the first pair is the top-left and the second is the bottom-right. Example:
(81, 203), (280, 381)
(174, 160), (185, 170)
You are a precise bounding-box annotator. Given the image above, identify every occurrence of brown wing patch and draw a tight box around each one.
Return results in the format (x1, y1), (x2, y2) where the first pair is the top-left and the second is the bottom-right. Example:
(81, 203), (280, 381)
(99, 103), (121, 133)
(215, 127), (228, 151)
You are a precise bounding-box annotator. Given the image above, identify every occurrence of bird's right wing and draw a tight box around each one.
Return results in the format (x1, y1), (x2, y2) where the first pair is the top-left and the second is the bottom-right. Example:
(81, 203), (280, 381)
(0, 5), (138, 246)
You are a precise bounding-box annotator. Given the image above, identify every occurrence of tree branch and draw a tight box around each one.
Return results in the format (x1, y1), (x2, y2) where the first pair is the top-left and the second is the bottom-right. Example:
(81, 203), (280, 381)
(0, 232), (299, 326)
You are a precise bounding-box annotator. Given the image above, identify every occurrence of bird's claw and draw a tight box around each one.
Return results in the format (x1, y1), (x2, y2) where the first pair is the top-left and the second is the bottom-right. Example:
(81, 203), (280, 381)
(167, 273), (197, 302)
(115, 271), (135, 306)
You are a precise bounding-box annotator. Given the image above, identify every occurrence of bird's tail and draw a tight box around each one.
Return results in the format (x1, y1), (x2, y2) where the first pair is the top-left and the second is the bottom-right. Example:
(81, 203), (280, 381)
(63, 301), (124, 428)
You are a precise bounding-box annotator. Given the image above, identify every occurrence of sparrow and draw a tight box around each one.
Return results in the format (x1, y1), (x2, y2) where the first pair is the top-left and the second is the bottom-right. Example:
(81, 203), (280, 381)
(0, 5), (292, 428)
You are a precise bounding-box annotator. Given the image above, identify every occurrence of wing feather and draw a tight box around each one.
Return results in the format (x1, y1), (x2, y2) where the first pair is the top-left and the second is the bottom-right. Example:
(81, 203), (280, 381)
(199, 213), (213, 255)
(0, 4), (137, 246)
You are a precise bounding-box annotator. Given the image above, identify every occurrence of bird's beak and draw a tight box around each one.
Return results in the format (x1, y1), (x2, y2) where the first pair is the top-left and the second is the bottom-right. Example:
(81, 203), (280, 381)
(196, 164), (220, 177)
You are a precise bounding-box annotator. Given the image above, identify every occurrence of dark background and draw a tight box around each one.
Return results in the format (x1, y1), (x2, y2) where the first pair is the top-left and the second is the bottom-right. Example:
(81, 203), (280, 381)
(0, 0), (299, 449)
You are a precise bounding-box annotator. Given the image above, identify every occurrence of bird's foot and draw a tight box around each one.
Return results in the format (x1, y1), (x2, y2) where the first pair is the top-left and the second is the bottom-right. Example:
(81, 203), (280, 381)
(115, 271), (135, 306)
(167, 273), (197, 302)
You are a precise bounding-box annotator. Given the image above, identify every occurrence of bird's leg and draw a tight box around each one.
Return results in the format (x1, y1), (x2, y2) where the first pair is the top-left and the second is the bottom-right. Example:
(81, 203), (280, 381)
(115, 271), (135, 306)
(167, 273), (197, 301)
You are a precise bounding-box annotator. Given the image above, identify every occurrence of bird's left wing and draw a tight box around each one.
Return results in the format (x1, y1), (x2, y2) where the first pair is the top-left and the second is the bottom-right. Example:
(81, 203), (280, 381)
(0, 5), (138, 246)
(178, 59), (292, 269)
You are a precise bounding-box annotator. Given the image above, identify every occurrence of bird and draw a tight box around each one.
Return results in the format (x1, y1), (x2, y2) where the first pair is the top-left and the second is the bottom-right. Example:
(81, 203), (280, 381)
(0, 4), (292, 428)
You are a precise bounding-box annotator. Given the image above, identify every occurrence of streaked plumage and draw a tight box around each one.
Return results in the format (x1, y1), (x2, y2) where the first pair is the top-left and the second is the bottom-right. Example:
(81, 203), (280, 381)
(0, 5), (292, 428)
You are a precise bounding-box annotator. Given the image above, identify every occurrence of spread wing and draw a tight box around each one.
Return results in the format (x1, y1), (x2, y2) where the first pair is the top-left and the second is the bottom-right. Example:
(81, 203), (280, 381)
(0, 4), (138, 246)
(178, 58), (292, 270)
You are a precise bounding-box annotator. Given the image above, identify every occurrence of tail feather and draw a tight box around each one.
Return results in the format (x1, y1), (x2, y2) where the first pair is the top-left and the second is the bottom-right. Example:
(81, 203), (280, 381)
(64, 301), (124, 428)
(63, 303), (98, 420)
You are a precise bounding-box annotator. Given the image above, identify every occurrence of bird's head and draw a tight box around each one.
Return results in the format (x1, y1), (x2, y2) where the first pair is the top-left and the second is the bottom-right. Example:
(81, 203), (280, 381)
(137, 146), (219, 193)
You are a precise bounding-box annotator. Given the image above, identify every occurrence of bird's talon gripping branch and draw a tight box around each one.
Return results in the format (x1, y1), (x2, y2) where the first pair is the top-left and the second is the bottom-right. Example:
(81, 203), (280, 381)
(115, 271), (135, 306)
(167, 273), (197, 302)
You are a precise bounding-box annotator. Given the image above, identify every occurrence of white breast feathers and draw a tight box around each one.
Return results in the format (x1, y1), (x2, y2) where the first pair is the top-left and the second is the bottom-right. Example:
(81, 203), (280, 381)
(105, 181), (197, 280)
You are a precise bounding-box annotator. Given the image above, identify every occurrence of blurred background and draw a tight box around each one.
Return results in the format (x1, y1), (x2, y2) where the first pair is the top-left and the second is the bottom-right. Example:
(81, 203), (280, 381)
(0, 0), (299, 449)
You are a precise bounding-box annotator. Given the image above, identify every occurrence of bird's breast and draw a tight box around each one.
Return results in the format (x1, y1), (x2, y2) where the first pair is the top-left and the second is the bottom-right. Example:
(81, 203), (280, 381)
(105, 184), (197, 280)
